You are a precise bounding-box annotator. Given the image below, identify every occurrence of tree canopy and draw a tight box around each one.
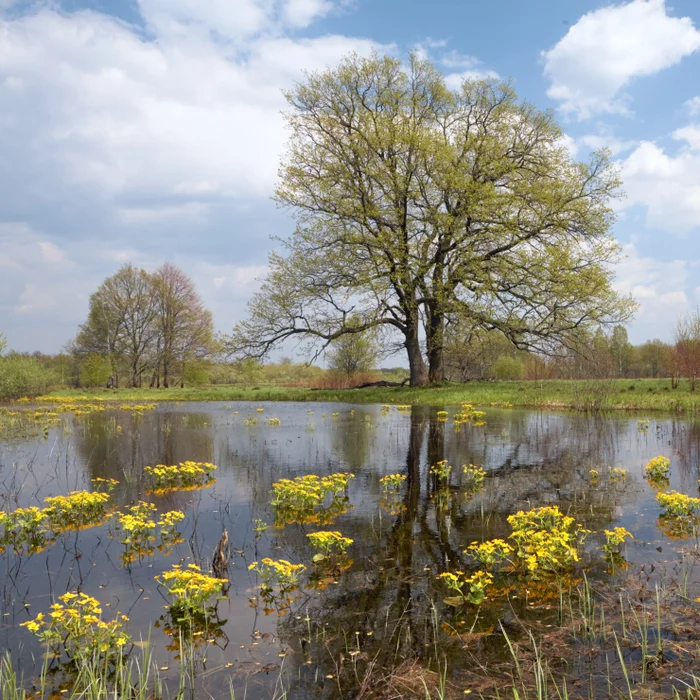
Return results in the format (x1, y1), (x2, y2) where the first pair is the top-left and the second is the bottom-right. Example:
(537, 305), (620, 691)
(229, 52), (635, 385)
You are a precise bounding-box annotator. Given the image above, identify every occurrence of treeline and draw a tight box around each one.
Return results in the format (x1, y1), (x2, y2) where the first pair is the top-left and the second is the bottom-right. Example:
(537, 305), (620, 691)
(5, 259), (700, 399)
(443, 325), (671, 382)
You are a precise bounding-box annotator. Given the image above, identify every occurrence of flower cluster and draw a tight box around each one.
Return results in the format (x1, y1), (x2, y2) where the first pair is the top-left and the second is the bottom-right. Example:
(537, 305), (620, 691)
(0, 506), (52, 553)
(43, 491), (112, 533)
(115, 502), (185, 564)
(437, 570), (493, 605)
(379, 473), (407, 492)
(645, 456), (670, 481)
(273, 473), (351, 504)
(249, 558), (306, 592)
(115, 403), (156, 413)
(266, 417), (281, 426)
(429, 460), (452, 482)
(144, 461), (217, 494)
(462, 464), (486, 490)
(657, 490), (700, 517)
(609, 467), (627, 482)
(466, 539), (513, 566)
(1, 488), (115, 553)
(507, 506), (585, 575)
(21, 591), (130, 663)
(602, 527), (633, 554)
(156, 563), (226, 612)
(307, 531), (353, 563)
(91, 477), (119, 492)
(454, 403), (486, 426)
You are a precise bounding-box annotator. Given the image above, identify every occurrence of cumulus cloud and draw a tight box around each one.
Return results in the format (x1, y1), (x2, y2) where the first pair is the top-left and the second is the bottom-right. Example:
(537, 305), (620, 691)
(411, 44), (499, 90)
(0, 8), (384, 216)
(578, 127), (637, 156)
(443, 67), (499, 90)
(686, 96), (700, 116)
(620, 134), (700, 233)
(0, 1), (392, 349)
(614, 244), (693, 341)
(672, 124), (700, 151)
(543, 0), (700, 119)
(0, 223), (90, 347)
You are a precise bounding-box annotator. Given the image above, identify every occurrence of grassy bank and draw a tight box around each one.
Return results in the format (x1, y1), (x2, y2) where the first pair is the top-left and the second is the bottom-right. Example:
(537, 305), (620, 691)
(23, 377), (700, 413)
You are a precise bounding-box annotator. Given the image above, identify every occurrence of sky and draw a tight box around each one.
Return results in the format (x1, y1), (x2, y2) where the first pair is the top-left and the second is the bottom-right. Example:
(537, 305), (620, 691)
(1, 0), (700, 353)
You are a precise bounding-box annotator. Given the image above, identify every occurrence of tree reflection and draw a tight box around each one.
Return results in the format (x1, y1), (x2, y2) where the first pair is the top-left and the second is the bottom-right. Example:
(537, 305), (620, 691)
(272, 410), (635, 696)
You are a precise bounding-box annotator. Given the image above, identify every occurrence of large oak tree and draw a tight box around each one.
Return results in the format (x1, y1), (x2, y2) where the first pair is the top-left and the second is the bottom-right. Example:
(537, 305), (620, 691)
(230, 53), (635, 386)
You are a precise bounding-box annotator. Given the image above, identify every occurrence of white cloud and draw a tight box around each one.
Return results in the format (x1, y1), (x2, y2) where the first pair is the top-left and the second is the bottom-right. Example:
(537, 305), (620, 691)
(0, 7), (386, 217)
(0, 224), (88, 327)
(543, 0), (700, 119)
(439, 50), (483, 70)
(412, 43), (499, 89)
(282, 0), (332, 28)
(672, 124), (700, 151)
(38, 240), (68, 264)
(579, 128), (637, 156)
(614, 243), (692, 341)
(137, 0), (335, 41)
(0, 1), (394, 350)
(620, 138), (700, 233)
(434, 48), (499, 90)
(557, 133), (578, 158)
(17, 283), (56, 314)
(443, 68), (499, 90)
(686, 96), (700, 116)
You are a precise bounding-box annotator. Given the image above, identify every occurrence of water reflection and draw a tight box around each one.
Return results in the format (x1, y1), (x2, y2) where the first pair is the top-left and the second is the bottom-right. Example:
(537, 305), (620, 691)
(2, 404), (700, 697)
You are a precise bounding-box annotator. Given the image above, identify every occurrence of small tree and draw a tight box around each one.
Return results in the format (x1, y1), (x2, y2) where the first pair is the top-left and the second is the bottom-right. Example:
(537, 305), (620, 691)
(327, 337), (376, 381)
(79, 353), (112, 388)
(609, 325), (633, 378)
(493, 355), (524, 381)
(0, 333), (6, 355)
(639, 339), (669, 378)
(327, 326), (377, 382)
(238, 358), (262, 388)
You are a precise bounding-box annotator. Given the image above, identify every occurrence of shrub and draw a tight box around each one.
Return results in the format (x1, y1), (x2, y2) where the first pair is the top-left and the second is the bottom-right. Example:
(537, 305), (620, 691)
(645, 456), (670, 480)
(21, 591), (130, 664)
(0, 355), (56, 400)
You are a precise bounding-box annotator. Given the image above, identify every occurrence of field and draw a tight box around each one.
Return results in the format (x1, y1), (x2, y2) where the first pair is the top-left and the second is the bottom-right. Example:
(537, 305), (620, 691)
(31, 377), (700, 412)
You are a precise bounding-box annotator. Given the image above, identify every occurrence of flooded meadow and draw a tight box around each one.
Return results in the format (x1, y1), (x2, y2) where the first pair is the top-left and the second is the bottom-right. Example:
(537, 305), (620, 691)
(3, 401), (700, 698)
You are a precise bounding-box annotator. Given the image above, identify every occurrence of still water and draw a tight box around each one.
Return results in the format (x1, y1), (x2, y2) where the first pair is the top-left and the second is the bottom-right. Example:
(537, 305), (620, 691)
(1, 403), (699, 697)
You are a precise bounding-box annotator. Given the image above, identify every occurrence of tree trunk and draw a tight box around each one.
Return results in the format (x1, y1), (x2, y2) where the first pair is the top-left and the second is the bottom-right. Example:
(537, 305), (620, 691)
(427, 309), (445, 384)
(405, 323), (428, 386)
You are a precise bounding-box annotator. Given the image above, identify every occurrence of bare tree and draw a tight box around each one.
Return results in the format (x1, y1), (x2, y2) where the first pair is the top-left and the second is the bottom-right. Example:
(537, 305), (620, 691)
(150, 263), (214, 388)
(75, 263), (213, 388)
(674, 310), (700, 391)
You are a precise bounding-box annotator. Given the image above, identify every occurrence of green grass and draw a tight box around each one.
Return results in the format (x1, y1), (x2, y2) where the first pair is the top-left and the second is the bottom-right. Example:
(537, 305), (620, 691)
(23, 378), (700, 413)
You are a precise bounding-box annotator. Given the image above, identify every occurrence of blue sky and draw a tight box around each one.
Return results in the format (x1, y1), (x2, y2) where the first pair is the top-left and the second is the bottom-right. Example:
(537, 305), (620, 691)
(1, 0), (700, 353)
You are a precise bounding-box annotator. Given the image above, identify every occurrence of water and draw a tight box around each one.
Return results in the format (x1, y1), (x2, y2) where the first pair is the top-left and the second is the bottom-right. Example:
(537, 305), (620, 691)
(2, 402), (700, 697)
